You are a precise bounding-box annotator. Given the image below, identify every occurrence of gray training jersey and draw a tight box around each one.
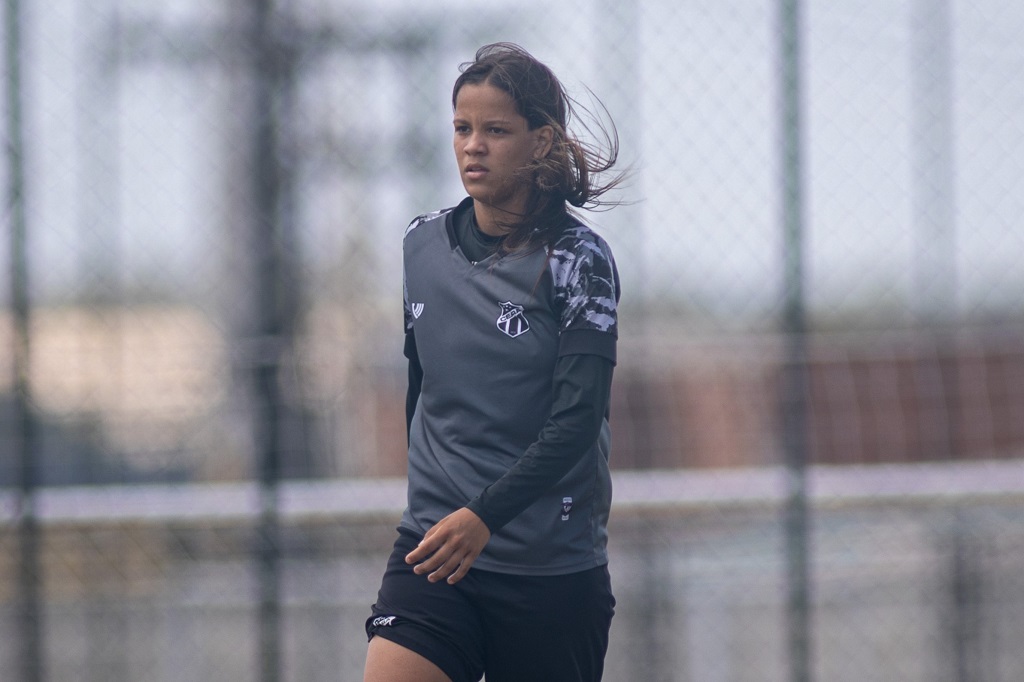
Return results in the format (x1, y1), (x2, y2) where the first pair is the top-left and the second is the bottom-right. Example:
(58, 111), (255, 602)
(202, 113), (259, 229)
(400, 203), (619, 575)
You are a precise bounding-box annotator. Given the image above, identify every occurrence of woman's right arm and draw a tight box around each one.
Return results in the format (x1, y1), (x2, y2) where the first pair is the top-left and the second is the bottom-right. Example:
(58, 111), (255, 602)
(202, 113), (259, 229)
(405, 330), (423, 443)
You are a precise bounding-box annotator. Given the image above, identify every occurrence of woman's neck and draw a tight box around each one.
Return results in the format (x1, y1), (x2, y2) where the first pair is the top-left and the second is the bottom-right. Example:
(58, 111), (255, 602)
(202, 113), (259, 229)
(472, 199), (520, 237)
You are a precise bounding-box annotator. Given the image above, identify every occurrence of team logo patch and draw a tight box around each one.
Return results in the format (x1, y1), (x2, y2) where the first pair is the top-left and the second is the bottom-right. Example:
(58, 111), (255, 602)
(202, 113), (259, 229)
(372, 615), (397, 628)
(561, 496), (573, 521)
(496, 301), (530, 338)
(411, 303), (425, 319)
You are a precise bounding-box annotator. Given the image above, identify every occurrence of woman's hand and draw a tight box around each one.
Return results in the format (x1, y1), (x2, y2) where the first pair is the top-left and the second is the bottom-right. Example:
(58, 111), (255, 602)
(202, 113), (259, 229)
(405, 507), (491, 585)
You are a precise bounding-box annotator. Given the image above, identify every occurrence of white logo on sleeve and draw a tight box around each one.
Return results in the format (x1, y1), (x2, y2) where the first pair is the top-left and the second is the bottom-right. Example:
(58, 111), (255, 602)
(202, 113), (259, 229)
(496, 301), (530, 338)
(411, 303), (425, 319)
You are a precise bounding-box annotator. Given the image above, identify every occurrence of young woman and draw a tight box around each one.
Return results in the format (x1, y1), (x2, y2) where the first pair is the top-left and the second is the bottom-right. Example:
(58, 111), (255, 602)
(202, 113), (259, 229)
(364, 43), (624, 682)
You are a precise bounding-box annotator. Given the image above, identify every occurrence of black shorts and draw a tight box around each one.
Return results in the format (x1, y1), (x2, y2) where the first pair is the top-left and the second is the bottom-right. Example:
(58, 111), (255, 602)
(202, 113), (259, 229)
(365, 527), (615, 682)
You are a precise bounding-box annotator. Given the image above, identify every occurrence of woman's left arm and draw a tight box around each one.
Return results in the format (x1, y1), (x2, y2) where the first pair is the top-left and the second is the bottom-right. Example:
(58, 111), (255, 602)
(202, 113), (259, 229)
(465, 353), (614, 531)
(405, 353), (613, 584)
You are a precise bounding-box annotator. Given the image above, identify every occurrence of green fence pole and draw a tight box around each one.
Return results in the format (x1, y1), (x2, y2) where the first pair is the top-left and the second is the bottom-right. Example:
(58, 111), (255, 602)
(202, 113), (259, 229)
(777, 1), (812, 681)
(6, 0), (44, 680)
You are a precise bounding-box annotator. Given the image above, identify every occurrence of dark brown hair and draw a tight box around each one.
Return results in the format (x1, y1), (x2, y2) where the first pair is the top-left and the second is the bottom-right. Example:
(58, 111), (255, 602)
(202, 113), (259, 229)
(453, 43), (624, 252)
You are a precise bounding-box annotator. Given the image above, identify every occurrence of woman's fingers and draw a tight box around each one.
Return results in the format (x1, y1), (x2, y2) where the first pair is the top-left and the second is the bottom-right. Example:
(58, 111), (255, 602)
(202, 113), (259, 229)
(405, 508), (490, 584)
(403, 528), (441, 566)
(427, 551), (470, 584)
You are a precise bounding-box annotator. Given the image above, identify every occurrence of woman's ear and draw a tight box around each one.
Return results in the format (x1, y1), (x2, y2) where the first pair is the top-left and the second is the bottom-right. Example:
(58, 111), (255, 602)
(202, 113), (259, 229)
(533, 125), (554, 159)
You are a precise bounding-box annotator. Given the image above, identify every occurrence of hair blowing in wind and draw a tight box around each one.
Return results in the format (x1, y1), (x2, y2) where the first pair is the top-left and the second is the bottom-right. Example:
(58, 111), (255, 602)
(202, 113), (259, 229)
(453, 42), (627, 253)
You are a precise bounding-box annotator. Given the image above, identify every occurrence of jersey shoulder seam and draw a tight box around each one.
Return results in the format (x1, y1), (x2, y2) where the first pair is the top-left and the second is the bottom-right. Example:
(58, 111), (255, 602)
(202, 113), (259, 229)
(405, 206), (455, 238)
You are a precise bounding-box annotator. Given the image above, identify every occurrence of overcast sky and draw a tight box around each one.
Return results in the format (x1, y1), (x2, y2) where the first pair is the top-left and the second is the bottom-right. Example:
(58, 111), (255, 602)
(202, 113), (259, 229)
(7, 0), (1024, 327)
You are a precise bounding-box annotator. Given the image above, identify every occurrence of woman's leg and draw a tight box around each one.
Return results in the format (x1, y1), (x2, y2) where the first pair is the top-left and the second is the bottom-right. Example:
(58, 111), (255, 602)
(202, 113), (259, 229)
(363, 636), (452, 682)
(364, 528), (484, 682)
(478, 565), (615, 682)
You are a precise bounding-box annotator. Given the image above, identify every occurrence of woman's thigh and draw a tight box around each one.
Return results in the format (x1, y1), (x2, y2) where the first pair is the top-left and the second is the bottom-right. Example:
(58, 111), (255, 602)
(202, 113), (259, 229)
(363, 636), (452, 682)
(475, 565), (616, 682)
(365, 529), (485, 682)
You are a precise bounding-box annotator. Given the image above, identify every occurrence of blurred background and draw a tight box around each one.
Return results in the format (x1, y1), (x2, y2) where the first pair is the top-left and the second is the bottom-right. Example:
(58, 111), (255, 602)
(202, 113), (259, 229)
(2, 0), (1023, 680)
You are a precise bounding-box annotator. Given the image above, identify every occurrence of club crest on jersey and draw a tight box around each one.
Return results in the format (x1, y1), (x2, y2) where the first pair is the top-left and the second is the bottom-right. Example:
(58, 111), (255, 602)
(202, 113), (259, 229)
(496, 301), (530, 338)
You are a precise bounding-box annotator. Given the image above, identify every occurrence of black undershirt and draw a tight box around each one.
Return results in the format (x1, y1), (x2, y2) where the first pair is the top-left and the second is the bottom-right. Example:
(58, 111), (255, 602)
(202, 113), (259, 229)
(405, 202), (615, 533)
(455, 203), (502, 264)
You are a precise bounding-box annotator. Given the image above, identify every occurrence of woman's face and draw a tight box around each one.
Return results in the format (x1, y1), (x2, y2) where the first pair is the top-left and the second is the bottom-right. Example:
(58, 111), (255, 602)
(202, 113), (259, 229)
(453, 82), (552, 222)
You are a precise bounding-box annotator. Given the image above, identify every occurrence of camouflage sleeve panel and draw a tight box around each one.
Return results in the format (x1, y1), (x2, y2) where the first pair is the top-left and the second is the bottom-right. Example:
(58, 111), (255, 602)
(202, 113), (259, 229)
(549, 226), (620, 338)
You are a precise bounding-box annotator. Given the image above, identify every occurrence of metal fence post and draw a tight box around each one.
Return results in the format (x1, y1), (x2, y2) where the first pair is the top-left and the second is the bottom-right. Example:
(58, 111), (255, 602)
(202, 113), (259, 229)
(911, 0), (956, 325)
(6, 0), (44, 679)
(777, 1), (812, 681)
(244, 2), (301, 680)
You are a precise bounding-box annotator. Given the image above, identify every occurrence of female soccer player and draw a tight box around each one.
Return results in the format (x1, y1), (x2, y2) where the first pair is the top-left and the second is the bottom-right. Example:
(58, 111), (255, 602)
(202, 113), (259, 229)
(364, 42), (624, 682)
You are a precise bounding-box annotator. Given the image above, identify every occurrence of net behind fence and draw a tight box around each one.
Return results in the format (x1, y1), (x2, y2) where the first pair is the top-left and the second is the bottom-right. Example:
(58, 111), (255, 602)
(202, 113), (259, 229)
(2, 464), (1023, 681)
(3, 0), (1024, 680)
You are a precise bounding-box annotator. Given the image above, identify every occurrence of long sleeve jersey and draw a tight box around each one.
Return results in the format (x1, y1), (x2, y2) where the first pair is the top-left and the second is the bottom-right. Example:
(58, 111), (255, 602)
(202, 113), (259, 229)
(399, 197), (619, 575)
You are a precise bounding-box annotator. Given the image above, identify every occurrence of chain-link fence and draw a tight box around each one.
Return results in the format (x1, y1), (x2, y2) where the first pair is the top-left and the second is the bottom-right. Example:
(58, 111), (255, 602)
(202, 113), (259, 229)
(2, 0), (1023, 680)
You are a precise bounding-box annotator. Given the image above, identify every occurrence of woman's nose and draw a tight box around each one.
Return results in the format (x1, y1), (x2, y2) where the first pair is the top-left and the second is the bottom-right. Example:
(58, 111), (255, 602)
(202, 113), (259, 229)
(464, 131), (485, 154)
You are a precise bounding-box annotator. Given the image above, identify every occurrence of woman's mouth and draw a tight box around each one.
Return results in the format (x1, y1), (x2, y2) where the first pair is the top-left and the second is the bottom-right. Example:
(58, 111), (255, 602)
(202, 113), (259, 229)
(464, 164), (488, 180)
